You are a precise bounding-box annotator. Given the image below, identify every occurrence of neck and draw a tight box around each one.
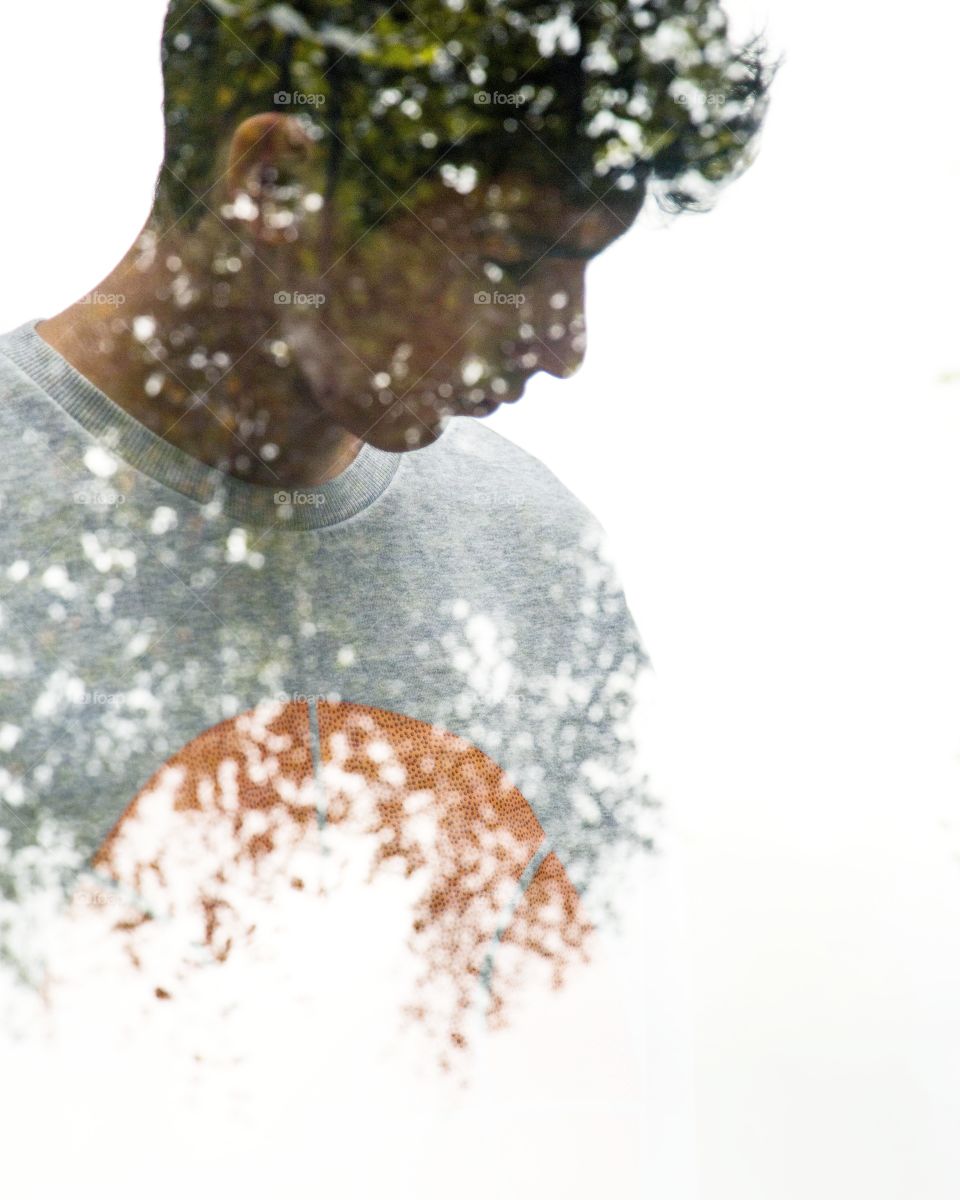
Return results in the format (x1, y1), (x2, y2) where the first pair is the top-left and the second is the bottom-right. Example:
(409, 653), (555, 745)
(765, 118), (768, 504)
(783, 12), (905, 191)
(37, 215), (362, 487)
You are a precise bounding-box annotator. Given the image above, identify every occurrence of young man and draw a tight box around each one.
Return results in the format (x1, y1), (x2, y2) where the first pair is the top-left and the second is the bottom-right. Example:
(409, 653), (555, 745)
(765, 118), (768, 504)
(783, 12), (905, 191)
(0, 0), (772, 1168)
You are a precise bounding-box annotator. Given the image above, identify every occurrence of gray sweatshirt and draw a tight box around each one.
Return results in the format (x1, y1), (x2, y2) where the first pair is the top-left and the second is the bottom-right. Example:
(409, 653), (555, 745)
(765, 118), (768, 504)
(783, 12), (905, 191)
(0, 317), (657, 1064)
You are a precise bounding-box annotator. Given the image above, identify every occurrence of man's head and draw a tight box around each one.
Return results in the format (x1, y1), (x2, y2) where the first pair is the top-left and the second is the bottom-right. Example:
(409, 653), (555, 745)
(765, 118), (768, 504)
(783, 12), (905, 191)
(141, 0), (773, 453)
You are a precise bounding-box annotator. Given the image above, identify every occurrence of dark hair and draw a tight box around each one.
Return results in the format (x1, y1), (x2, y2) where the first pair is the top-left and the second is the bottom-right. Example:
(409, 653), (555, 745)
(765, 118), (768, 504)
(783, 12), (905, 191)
(156, 0), (777, 231)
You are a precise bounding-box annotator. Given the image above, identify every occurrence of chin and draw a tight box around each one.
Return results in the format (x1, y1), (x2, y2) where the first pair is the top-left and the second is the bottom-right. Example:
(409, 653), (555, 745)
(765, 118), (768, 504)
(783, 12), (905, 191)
(350, 388), (516, 452)
(355, 412), (447, 454)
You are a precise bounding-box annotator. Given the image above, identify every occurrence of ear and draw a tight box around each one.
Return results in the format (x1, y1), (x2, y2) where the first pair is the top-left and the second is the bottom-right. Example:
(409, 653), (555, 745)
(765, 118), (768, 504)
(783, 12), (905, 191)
(225, 112), (313, 200)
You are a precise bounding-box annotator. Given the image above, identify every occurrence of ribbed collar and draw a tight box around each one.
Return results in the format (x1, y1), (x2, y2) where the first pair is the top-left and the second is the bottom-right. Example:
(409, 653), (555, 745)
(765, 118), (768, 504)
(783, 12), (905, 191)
(0, 318), (403, 531)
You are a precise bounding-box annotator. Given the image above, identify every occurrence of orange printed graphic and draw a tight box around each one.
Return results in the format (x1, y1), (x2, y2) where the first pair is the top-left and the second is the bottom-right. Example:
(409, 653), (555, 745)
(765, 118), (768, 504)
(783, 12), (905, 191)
(79, 699), (594, 1064)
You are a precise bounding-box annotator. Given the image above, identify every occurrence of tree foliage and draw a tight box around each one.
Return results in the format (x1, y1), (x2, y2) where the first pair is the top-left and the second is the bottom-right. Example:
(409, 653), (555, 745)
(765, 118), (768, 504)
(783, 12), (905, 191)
(158, 0), (776, 231)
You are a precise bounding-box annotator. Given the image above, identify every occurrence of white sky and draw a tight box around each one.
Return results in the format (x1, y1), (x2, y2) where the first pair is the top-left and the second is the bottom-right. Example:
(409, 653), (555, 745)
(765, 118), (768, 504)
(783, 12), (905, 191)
(0, 1), (958, 1197)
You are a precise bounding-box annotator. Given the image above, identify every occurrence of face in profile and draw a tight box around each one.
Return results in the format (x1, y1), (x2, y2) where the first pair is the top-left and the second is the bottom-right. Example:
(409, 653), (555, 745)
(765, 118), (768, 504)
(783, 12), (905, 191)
(240, 157), (643, 451)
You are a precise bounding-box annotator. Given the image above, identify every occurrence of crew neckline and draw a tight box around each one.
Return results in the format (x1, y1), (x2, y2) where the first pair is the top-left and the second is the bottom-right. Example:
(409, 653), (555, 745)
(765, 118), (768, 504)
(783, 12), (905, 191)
(0, 317), (403, 531)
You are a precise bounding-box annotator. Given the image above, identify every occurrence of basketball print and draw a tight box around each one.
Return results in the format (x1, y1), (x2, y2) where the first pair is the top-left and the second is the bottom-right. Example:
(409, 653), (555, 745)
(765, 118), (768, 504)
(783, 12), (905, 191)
(70, 698), (594, 1070)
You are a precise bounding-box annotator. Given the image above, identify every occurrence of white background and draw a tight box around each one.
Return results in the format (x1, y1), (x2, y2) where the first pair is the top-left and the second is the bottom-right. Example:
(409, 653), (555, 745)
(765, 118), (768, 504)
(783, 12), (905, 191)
(1, 2), (959, 1197)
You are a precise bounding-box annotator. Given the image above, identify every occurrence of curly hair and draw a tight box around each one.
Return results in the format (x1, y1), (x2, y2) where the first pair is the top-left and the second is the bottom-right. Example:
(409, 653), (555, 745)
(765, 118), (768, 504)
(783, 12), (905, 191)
(155, 0), (777, 231)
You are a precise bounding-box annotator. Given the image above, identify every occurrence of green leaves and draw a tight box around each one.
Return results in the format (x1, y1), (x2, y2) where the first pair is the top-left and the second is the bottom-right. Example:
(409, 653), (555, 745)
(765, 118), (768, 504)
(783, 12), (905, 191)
(156, 0), (777, 233)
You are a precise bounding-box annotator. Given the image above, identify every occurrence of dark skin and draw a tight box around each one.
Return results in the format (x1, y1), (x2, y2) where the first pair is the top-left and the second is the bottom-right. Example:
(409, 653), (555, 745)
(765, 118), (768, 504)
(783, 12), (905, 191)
(38, 114), (641, 487)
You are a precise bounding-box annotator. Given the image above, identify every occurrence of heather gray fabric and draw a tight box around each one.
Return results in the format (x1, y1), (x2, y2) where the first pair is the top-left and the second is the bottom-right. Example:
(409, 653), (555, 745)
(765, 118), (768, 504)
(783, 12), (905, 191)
(0, 317), (656, 993)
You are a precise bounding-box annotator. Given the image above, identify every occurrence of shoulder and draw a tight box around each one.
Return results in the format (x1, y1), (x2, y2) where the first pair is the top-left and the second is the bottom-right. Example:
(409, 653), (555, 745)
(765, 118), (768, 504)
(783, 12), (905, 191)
(415, 416), (605, 542)
(407, 418), (644, 648)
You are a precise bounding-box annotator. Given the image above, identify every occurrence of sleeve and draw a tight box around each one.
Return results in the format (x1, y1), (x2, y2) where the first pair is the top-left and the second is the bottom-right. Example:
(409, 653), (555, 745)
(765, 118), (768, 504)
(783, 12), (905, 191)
(535, 516), (664, 932)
